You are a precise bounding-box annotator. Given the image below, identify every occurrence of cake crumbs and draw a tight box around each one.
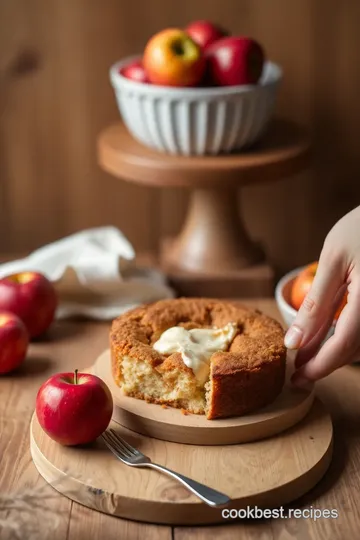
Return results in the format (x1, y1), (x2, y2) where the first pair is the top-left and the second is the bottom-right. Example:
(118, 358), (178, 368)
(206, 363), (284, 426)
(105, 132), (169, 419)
(161, 404), (168, 409)
(181, 408), (189, 415)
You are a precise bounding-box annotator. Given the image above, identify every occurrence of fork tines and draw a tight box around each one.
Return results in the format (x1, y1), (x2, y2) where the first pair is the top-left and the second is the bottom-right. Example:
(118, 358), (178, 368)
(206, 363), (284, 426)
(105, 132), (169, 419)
(102, 429), (141, 458)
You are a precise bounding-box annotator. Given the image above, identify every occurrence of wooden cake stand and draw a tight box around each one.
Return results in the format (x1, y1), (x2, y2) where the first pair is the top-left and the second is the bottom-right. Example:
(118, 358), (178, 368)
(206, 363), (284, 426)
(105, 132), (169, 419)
(98, 119), (310, 297)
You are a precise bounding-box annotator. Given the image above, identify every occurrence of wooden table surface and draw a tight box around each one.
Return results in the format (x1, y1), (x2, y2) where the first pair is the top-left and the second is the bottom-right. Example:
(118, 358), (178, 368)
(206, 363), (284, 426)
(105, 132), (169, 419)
(1, 298), (359, 540)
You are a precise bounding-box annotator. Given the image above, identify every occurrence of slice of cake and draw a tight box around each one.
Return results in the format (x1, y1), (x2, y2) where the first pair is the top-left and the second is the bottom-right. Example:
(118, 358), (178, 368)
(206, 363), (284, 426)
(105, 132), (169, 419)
(110, 298), (286, 419)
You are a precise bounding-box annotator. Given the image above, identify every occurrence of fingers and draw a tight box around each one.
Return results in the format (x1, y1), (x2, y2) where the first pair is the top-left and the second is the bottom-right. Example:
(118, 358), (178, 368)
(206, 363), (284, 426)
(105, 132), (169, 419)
(292, 282), (360, 384)
(294, 285), (347, 369)
(294, 317), (334, 369)
(284, 248), (344, 351)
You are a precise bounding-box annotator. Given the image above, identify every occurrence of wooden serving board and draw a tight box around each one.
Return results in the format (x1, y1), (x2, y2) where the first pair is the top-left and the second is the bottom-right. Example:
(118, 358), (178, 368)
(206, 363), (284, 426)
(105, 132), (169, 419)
(30, 399), (333, 525)
(90, 349), (314, 445)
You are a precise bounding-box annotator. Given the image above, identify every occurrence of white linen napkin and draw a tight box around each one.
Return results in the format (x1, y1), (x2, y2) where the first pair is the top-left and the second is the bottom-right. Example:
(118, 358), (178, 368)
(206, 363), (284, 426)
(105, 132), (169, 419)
(0, 227), (174, 320)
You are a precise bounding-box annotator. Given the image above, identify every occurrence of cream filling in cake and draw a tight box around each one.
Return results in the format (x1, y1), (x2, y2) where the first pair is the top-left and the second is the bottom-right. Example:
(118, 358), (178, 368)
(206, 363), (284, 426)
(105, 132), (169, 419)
(153, 322), (238, 385)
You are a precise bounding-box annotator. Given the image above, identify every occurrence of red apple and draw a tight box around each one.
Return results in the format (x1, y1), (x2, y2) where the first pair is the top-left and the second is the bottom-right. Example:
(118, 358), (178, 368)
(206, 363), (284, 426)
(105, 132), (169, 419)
(0, 312), (29, 374)
(36, 370), (113, 446)
(185, 20), (228, 50)
(0, 272), (58, 338)
(121, 60), (149, 83)
(143, 28), (205, 87)
(206, 36), (265, 86)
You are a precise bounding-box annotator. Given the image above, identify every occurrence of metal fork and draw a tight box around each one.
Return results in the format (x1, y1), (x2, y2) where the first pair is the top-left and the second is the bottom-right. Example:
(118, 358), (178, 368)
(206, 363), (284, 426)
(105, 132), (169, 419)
(101, 429), (231, 507)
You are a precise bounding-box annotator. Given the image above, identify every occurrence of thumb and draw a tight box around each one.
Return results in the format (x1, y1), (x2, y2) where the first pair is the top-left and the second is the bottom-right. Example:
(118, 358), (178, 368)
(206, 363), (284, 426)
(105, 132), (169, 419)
(284, 253), (344, 350)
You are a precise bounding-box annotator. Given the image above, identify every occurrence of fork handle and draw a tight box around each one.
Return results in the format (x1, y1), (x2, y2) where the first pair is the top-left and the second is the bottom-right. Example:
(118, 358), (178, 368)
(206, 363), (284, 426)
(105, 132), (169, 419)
(147, 463), (231, 507)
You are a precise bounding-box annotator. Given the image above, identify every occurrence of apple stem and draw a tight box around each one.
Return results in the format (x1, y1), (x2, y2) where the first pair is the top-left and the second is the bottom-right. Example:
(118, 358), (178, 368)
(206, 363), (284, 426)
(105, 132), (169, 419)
(74, 369), (78, 385)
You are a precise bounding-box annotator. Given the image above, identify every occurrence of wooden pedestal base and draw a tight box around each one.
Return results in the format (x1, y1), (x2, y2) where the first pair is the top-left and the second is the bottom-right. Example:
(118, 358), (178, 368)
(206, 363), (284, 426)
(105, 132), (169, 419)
(98, 120), (310, 298)
(161, 238), (274, 297)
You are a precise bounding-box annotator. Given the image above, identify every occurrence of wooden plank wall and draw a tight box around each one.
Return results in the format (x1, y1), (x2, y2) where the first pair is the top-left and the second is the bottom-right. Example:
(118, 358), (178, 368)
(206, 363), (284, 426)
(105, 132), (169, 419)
(1, 0), (360, 276)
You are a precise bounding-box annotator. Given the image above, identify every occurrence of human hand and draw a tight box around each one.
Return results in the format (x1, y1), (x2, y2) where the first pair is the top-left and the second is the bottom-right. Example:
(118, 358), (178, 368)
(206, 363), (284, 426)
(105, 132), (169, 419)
(284, 206), (360, 387)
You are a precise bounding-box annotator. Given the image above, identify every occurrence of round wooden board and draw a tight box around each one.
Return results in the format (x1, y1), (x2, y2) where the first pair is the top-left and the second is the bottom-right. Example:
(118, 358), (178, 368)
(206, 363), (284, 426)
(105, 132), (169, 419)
(89, 349), (315, 445)
(30, 399), (333, 525)
(97, 119), (310, 188)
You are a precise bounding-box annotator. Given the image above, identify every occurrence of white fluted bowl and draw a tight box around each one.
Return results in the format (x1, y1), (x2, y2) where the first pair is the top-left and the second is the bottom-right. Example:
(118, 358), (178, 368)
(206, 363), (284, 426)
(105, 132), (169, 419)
(110, 56), (282, 156)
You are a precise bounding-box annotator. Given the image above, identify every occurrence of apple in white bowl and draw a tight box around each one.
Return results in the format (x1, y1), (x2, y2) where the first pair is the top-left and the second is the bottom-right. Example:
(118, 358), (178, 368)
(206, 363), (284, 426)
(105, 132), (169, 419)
(120, 60), (149, 83)
(143, 28), (206, 87)
(205, 36), (265, 86)
(185, 20), (228, 50)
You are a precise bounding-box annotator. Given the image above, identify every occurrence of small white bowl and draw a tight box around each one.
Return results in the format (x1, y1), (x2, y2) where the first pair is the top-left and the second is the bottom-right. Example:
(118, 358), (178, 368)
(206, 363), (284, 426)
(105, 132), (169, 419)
(110, 56), (282, 156)
(275, 267), (335, 341)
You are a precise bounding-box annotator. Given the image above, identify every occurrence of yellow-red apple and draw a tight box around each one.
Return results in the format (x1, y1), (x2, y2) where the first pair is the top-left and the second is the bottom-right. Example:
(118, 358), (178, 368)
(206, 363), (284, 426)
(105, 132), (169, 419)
(0, 272), (58, 338)
(143, 28), (205, 87)
(0, 312), (29, 374)
(36, 370), (113, 445)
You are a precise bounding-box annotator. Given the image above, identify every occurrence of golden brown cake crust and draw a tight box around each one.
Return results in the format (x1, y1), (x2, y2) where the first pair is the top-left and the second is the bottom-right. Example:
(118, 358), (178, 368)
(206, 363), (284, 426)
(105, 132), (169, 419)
(110, 298), (287, 419)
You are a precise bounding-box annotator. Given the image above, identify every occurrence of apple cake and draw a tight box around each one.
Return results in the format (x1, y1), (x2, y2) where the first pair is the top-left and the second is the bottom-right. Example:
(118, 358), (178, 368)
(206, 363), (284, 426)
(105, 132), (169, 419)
(110, 298), (286, 419)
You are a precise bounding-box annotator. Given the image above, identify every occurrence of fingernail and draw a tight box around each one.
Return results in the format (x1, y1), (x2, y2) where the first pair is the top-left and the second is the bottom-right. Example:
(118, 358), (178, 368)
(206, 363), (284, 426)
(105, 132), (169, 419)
(284, 325), (303, 349)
